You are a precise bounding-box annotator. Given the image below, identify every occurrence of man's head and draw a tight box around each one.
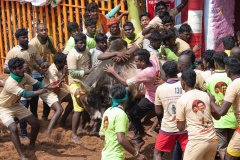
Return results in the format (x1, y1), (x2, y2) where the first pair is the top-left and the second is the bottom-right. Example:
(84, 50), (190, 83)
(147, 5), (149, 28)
(179, 24), (192, 42)
(134, 49), (150, 69)
(110, 84), (127, 101)
(161, 30), (176, 47)
(224, 57), (240, 78)
(236, 31), (240, 46)
(8, 57), (25, 77)
(162, 15), (174, 31)
(123, 21), (135, 39)
(149, 31), (162, 50)
(162, 61), (178, 78)
(95, 33), (108, 52)
(86, 2), (99, 19)
(85, 18), (97, 36)
(67, 22), (80, 37)
(230, 46), (240, 60)
(53, 52), (67, 70)
(222, 36), (235, 50)
(202, 50), (215, 70)
(15, 28), (28, 47)
(213, 51), (228, 69)
(107, 18), (120, 36)
(181, 69), (196, 90)
(155, 1), (168, 18)
(140, 12), (151, 29)
(179, 50), (196, 67)
(178, 54), (192, 72)
(74, 33), (87, 51)
(37, 23), (47, 39)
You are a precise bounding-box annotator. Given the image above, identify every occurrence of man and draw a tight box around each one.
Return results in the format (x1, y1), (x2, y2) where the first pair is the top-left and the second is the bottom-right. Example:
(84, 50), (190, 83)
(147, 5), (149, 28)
(63, 22), (80, 54)
(142, 0), (188, 36)
(201, 50), (215, 81)
(100, 84), (146, 160)
(154, 61), (187, 160)
(29, 23), (56, 121)
(230, 46), (240, 60)
(210, 57), (240, 159)
(0, 57), (49, 160)
(4, 28), (48, 141)
(222, 36), (235, 56)
(162, 15), (178, 36)
(144, 31), (162, 56)
(123, 21), (141, 48)
(176, 69), (220, 160)
(140, 12), (151, 29)
(67, 33), (95, 144)
(40, 53), (73, 139)
(90, 33), (108, 67)
(104, 49), (159, 151)
(178, 51), (206, 91)
(106, 18), (125, 39)
(206, 52), (238, 160)
(85, 18), (97, 50)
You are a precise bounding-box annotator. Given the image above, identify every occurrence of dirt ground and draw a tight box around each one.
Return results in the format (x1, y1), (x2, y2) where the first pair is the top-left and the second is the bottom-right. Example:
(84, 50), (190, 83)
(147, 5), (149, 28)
(0, 74), (173, 160)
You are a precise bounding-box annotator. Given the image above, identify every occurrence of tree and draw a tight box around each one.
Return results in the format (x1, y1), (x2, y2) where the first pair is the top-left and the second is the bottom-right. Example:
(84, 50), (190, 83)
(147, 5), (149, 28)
(127, 0), (142, 33)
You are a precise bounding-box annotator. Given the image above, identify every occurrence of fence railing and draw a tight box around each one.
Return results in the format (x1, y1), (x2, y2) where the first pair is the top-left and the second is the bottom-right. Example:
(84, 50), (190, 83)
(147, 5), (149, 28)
(0, 0), (145, 73)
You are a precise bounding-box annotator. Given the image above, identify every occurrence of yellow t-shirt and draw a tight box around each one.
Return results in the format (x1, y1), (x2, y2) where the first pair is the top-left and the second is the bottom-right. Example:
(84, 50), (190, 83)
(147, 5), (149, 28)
(146, 8), (179, 32)
(224, 50), (231, 56)
(67, 47), (91, 84)
(224, 78), (240, 125)
(155, 80), (185, 132)
(0, 73), (37, 108)
(176, 89), (216, 142)
(29, 36), (54, 62)
(5, 45), (42, 74)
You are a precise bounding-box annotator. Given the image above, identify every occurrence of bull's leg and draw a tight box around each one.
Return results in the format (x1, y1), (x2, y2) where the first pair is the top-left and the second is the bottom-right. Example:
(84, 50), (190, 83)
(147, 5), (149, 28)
(89, 121), (101, 136)
(71, 112), (82, 144)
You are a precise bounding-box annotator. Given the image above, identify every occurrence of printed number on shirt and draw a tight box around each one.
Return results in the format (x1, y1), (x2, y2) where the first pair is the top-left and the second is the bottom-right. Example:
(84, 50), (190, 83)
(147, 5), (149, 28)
(175, 87), (182, 94)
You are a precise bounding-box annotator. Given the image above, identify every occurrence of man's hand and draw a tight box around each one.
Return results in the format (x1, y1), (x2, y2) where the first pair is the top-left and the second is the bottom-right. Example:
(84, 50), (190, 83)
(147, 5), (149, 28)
(154, 78), (165, 87)
(62, 65), (69, 76)
(112, 52), (130, 62)
(136, 153), (147, 160)
(104, 64), (116, 74)
(150, 24), (159, 30)
(193, 44), (201, 52)
(41, 62), (50, 69)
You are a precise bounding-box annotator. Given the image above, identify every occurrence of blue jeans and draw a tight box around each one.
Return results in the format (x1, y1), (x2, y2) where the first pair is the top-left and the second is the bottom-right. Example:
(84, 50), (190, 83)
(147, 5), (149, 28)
(19, 100), (30, 137)
(173, 140), (182, 160)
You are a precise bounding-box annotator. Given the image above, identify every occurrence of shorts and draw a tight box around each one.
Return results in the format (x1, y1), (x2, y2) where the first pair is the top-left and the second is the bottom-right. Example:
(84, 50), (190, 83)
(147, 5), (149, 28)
(227, 127), (240, 157)
(70, 82), (84, 112)
(183, 138), (218, 160)
(0, 104), (32, 127)
(40, 89), (69, 107)
(216, 128), (235, 152)
(155, 130), (188, 152)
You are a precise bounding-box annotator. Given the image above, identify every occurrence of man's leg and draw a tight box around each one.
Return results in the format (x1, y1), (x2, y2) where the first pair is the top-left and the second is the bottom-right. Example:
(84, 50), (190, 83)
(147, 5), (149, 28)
(8, 122), (26, 160)
(59, 94), (73, 126)
(225, 131), (240, 160)
(71, 111), (82, 144)
(45, 102), (63, 138)
(19, 100), (30, 142)
(173, 141), (182, 160)
(154, 149), (164, 160)
(23, 115), (40, 149)
(42, 101), (50, 121)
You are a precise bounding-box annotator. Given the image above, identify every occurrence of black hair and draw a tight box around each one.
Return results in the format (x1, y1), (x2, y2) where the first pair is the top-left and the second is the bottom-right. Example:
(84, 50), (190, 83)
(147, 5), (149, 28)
(202, 50), (215, 69)
(110, 84), (126, 99)
(162, 15), (174, 25)
(236, 31), (240, 37)
(86, 2), (99, 12)
(85, 18), (97, 27)
(149, 31), (162, 41)
(74, 33), (86, 43)
(134, 49), (150, 65)
(222, 36), (235, 50)
(83, 12), (90, 19)
(155, 1), (167, 10)
(8, 57), (25, 71)
(224, 57), (240, 75)
(123, 21), (134, 29)
(162, 61), (178, 77)
(181, 69), (196, 88)
(197, 100), (205, 106)
(213, 51), (228, 69)
(53, 52), (67, 65)
(108, 35), (122, 44)
(95, 33), (108, 43)
(140, 12), (151, 19)
(179, 24), (192, 34)
(215, 85), (219, 89)
(179, 50), (196, 65)
(15, 28), (28, 38)
(67, 22), (79, 33)
(161, 30), (175, 45)
(221, 83), (227, 87)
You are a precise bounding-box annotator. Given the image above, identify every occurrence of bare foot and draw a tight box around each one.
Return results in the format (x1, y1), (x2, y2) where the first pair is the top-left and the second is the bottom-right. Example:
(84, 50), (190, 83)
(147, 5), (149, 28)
(77, 128), (88, 134)
(20, 156), (27, 160)
(135, 141), (145, 153)
(71, 136), (82, 145)
(20, 136), (30, 145)
(146, 129), (158, 138)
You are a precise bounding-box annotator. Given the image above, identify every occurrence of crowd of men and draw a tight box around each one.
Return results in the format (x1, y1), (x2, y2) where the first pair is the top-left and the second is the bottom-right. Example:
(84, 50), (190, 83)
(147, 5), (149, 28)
(1, 1), (240, 160)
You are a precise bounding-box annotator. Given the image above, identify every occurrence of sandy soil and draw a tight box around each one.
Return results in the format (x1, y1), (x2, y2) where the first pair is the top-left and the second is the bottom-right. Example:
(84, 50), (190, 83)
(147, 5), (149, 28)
(0, 74), (173, 160)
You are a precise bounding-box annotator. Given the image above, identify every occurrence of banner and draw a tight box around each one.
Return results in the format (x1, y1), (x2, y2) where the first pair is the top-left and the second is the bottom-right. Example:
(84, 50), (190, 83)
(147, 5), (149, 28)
(146, 0), (175, 19)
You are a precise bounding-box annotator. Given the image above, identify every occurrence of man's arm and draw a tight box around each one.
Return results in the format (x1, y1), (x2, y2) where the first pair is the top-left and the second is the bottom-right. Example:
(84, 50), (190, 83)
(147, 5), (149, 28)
(210, 94), (232, 116)
(4, 64), (10, 74)
(155, 105), (163, 116)
(104, 64), (127, 86)
(177, 121), (186, 132)
(176, 0), (188, 13)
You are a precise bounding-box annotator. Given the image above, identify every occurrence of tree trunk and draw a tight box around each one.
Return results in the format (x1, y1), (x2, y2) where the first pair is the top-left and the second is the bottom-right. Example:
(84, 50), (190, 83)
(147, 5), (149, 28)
(127, 0), (142, 33)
